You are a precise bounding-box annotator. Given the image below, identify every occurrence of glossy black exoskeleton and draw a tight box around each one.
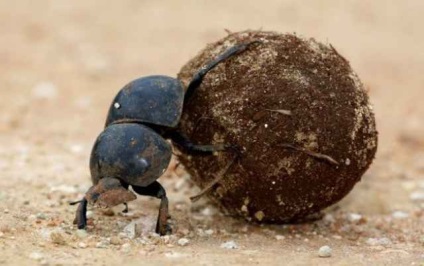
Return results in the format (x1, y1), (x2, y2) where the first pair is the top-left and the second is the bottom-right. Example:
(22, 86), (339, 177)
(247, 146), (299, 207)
(71, 41), (259, 235)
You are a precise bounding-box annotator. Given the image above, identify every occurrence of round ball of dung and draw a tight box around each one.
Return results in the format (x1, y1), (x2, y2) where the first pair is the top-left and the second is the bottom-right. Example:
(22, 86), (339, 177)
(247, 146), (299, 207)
(177, 31), (377, 223)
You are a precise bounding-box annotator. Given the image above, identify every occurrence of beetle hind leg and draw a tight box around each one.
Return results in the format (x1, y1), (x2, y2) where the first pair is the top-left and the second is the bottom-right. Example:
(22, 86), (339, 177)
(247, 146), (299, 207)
(184, 40), (260, 102)
(131, 181), (171, 236)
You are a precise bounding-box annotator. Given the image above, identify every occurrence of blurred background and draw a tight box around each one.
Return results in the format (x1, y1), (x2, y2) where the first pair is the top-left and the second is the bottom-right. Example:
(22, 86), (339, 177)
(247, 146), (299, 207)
(0, 1), (423, 265)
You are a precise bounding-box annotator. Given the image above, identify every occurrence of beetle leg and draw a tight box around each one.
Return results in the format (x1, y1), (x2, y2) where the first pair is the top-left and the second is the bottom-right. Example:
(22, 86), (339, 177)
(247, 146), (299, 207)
(73, 198), (88, 229)
(184, 40), (261, 103)
(122, 183), (130, 213)
(131, 182), (171, 236)
(122, 203), (129, 213)
(166, 130), (237, 154)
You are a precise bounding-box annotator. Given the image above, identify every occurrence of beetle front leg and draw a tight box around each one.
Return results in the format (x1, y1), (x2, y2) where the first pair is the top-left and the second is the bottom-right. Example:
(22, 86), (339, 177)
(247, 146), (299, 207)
(131, 182), (171, 236)
(73, 198), (88, 229)
(122, 203), (129, 213)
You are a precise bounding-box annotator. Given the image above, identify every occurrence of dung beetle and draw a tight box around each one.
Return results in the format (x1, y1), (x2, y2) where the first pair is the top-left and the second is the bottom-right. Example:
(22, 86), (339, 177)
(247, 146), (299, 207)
(71, 41), (259, 235)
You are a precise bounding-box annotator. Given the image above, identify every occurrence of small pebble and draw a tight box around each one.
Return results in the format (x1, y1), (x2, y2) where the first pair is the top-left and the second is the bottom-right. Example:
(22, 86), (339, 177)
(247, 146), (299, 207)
(76, 229), (88, 239)
(165, 252), (186, 258)
(4, 209), (9, 214)
(32, 82), (58, 99)
(96, 241), (108, 249)
(78, 242), (87, 249)
(410, 192), (424, 202)
(347, 213), (363, 223)
(391, 211), (409, 219)
(50, 184), (77, 194)
(275, 235), (285, 240)
(86, 211), (93, 219)
(318, 245), (332, 257)
(366, 237), (392, 247)
(102, 209), (115, 216)
(29, 252), (44, 261)
(36, 213), (47, 220)
(50, 231), (67, 245)
(123, 222), (136, 239)
(173, 179), (186, 191)
(69, 144), (84, 154)
(177, 238), (190, 246)
(121, 243), (131, 253)
(201, 207), (215, 216)
(0, 232), (4, 238)
(205, 229), (214, 235)
(220, 240), (238, 249)
(110, 236), (122, 245)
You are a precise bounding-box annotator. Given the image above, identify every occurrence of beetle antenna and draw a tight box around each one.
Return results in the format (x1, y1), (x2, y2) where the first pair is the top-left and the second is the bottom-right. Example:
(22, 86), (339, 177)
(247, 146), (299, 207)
(184, 40), (261, 105)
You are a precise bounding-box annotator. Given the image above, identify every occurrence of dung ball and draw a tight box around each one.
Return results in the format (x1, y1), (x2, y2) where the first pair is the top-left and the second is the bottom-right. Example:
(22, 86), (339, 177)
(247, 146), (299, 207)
(177, 31), (377, 223)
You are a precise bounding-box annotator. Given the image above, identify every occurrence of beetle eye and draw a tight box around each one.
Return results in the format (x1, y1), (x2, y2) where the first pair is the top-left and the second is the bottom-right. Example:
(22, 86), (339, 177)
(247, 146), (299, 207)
(114, 102), (121, 109)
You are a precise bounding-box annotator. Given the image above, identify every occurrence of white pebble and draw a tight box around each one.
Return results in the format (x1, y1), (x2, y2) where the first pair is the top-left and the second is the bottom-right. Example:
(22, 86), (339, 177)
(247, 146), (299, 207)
(201, 207), (215, 216)
(345, 158), (351, 165)
(165, 252), (186, 258)
(347, 213), (362, 223)
(391, 211), (409, 219)
(50, 184), (77, 194)
(220, 240), (238, 249)
(123, 221), (136, 239)
(86, 211), (93, 219)
(318, 245), (332, 257)
(32, 82), (58, 99)
(78, 242), (87, 248)
(275, 235), (285, 240)
(121, 243), (131, 253)
(366, 237), (391, 246)
(205, 229), (214, 235)
(114, 102), (121, 109)
(69, 144), (84, 154)
(96, 241), (108, 249)
(177, 238), (190, 246)
(323, 214), (335, 223)
(173, 179), (186, 191)
(36, 213), (47, 220)
(410, 191), (424, 202)
(76, 229), (88, 239)
(29, 252), (44, 261)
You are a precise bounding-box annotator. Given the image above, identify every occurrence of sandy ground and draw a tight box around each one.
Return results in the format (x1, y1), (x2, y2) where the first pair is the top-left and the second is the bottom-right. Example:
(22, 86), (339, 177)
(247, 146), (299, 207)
(0, 1), (423, 265)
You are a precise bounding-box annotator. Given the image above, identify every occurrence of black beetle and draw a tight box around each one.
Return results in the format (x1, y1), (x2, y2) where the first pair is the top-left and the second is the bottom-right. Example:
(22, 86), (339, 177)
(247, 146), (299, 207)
(71, 41), (259, 235)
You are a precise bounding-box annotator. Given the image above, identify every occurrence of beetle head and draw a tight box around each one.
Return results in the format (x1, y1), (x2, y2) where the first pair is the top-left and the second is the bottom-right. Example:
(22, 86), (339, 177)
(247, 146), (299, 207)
(85, 177), (136, 208)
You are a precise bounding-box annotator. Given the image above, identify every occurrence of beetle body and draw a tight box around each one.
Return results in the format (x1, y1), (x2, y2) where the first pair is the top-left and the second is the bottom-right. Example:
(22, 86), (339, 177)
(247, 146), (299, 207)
(105, 76), (184, 128)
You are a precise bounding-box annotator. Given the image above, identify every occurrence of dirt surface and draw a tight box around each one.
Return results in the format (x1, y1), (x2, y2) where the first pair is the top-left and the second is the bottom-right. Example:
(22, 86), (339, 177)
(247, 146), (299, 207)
(0, 1), (423, 265)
